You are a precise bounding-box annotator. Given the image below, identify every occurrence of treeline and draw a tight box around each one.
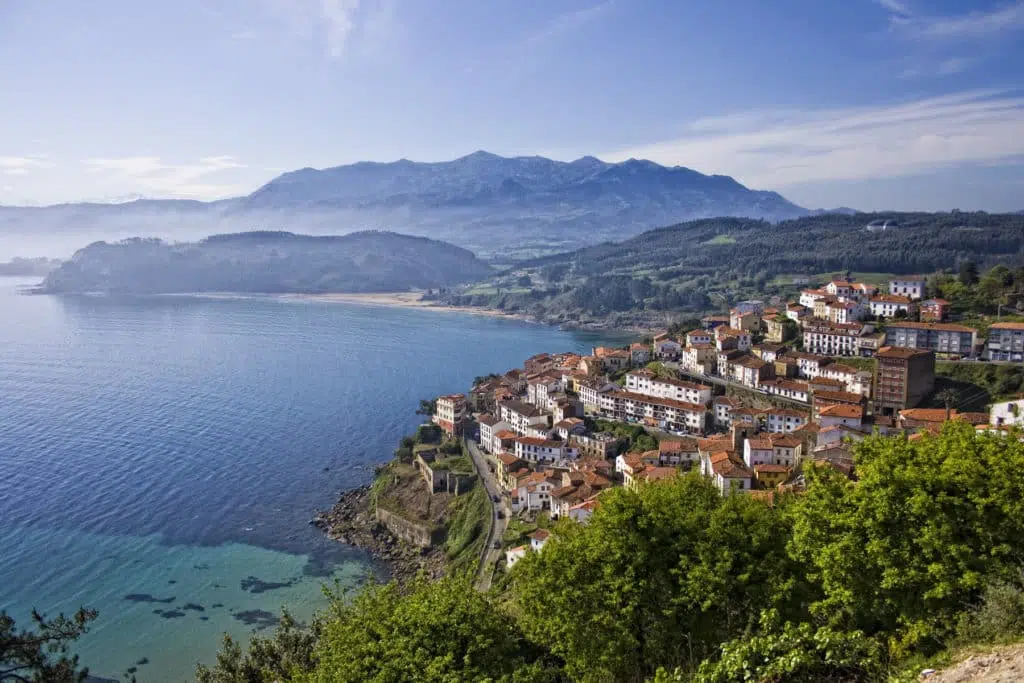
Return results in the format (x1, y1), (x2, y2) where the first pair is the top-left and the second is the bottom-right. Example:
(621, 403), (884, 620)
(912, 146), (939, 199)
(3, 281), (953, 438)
(195, 423), (1024, 682)
(443, 211), (1024, 319)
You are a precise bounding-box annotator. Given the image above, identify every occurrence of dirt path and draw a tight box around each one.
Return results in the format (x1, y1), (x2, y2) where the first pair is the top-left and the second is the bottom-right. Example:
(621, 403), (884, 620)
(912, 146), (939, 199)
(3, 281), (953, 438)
(922, 645), (1024, 682)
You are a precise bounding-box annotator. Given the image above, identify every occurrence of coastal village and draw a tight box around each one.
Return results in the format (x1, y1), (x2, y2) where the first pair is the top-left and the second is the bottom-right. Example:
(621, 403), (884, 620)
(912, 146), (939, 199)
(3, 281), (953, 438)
(422, 275), (1024, 570)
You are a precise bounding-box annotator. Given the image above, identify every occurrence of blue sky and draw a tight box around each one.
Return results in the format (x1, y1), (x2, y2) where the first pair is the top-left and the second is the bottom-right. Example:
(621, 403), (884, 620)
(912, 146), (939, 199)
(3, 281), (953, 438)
(1, 0), (1022, 210)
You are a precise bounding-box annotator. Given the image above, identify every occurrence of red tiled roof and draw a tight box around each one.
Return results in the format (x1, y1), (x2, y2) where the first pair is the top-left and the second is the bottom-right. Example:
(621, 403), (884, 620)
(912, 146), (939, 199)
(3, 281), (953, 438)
(755, 464), (791, 474)
(818, 404), (864, 419)
(886, 321), (976, 333)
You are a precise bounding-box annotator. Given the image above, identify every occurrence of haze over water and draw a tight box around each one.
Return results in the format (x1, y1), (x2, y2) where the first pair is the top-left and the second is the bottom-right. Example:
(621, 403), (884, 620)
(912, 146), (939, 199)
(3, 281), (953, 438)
(0, 278), (619, 681)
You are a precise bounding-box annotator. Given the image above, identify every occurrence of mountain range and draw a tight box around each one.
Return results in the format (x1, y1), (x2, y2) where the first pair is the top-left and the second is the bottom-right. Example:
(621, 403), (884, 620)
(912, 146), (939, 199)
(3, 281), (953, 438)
(0, 152), (809, 260)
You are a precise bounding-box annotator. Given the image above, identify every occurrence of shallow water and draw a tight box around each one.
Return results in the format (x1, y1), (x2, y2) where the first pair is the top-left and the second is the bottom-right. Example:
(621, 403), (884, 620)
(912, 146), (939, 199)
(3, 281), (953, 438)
(0, 278), (617, 681)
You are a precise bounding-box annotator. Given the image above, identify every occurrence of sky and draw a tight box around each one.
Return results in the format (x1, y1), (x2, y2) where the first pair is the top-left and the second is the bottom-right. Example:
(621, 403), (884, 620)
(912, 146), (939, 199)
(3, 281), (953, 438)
(1, 0), (1022, 211)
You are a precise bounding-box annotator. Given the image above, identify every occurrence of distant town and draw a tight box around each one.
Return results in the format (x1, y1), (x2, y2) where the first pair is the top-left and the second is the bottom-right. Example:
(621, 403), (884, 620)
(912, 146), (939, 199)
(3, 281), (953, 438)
(427, 275), (1024, 568)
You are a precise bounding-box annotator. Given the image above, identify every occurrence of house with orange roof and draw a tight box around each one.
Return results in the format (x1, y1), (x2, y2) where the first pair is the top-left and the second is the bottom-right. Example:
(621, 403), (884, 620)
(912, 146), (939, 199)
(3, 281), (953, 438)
(567, 496), (600, 524)
(510, 470), (562, 512)
(630, 466), (679, 490)
(743, 437), (775, 468)
(817, 403), (864, 429)
(898, 408), (989, 430)
(625, 370), (713, 405)
(764, 407), (810, 433)
(432, 394), (468, 437)
(920, 298), (949, 322)
(753, 463), (791, 488)
(869, 294), (916, 319)
(680, 343), (717, 375)
(686, 329), (713, 346)
(713, 396), (736, 428)
(477, 414), (512, 454)
(629, 342), (651, 366)
(707, 453), (753, 496)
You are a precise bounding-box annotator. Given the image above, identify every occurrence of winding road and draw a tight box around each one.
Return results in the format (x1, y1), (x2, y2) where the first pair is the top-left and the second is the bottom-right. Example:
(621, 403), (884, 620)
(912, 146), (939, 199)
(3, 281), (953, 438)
(464, 436), (508, 591)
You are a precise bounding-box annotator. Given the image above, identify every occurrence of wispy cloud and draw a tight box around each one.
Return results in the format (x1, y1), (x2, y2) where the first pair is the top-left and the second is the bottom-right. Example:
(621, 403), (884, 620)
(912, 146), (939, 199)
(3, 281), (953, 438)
(891, 0), (1024, 39)
(525, 0), (616, 46)
(899, 55), (977, 78)
(82, 156), (248, 199)
(875, 0), (911, 17)
(257, 0), (395, 60)
(0, 156), (51, 176)
(602, 90), (1024, 188)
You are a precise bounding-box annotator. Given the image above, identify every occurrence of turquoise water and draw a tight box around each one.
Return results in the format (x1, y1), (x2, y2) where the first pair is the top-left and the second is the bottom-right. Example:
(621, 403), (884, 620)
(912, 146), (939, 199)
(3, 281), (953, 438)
(0, 278), (618, 681)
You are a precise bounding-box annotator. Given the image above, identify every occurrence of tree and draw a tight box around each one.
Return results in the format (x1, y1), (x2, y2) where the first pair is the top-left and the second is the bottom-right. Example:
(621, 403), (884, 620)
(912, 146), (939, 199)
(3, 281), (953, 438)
(960, 260), (980, 286)
(196, 610), (319, 683)
(787, 423), (1024, 656)
(1, 608), (97, 682)
(937, 388), (960, 417)
(511, 475), (804, 681)
(415, 399), (437, 416)
(302, 577), (556, 682)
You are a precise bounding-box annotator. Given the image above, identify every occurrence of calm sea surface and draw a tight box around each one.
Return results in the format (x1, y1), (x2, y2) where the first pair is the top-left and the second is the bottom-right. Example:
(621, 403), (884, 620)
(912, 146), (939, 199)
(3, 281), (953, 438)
(0, 278), (620, 681)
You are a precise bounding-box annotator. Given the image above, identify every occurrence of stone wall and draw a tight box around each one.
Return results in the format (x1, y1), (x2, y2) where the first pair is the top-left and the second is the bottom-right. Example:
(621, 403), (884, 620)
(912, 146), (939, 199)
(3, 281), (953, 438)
(375, 506), (445, 548)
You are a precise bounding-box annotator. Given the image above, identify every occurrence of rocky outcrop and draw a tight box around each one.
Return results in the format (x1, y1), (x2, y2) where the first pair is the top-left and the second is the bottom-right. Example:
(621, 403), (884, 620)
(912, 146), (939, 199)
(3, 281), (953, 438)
(311, 485), (447, 584)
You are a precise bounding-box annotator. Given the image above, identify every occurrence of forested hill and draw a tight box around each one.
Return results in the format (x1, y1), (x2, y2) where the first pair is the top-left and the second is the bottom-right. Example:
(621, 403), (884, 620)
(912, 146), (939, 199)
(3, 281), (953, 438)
(437, 211), (1024, 323)
(39, 231), (492, 294)
(542, 211), (1024, 278)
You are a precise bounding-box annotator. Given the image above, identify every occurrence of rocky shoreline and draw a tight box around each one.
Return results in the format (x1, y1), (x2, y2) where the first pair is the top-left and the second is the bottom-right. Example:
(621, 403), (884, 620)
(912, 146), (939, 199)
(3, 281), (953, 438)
(311, 485), (447, 585)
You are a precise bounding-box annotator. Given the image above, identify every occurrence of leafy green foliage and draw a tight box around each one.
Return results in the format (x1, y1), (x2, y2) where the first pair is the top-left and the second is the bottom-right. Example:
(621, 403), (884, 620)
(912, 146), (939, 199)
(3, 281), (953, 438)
(511, 474), (803, 681)
(300, 577), (556, 683)
(443, 484), (491, 574)
(440, 212), (1024, 318)
(585, 418), (657, 453)
(0, 607), (97, 683)
(787, 422), (1024, 655)
(195, 610), (319, 683)
(203, 424), (1024, 681)
(689, 611), (880, 683)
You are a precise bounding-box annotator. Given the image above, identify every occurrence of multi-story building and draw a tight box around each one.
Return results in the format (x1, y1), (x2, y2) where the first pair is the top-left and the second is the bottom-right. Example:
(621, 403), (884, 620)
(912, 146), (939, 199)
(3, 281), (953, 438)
(869, 295), (916, 318)
(920, 298), (950, 322)
(514, 437), (578, 464)
(884, 322), (977, 358)
(477, 414), (512, 454)
(685, 329), (713, 346)
(716, 327), (752, 352)
(986, 322), (1024, 362)
(599, 390), (707, 434)
(872, 346), (935, 416)
(826, 300), (863, 324)
(802, 322), (867, 357)
(730, 355), (776, 388)
(571, 432), (620, 459)
(433, 394), (468, 436)
(825, 279), (854, 299)
(889, 277), (926, 300)
(629, 342), (651, 366)
(526, 374), (562, 407)
(764, 408), (810, 433)
(624, 370), (712, 405)
(680, 344), (717, 375)
(799, 288), (829, 309)
(498, 400), (552, 435)
(760, 379), (811, 404)
(576, 378), (618, 412)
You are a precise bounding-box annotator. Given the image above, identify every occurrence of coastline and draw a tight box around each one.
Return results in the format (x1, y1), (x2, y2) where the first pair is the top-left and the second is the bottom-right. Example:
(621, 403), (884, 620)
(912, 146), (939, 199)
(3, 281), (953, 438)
(277, 291), (535, 323)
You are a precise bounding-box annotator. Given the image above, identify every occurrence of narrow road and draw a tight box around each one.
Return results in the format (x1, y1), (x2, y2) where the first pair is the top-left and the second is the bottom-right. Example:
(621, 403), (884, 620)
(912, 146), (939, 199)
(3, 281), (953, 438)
(464, 436), (508, 591)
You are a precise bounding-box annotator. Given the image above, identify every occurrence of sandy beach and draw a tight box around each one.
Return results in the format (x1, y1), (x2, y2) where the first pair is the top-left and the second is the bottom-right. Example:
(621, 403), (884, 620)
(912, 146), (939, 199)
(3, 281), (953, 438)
(277, 291), (534, 321)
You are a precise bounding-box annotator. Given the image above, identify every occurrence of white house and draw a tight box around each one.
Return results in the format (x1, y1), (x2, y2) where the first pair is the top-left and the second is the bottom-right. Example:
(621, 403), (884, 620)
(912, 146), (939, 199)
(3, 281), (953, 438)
(990, 398), (1024, 429)
(654, 338), (683, 359)
(760, 379), (811, 404)
(870, 295), (914, 318)
(799, 289), (829, 309)
(505, 545), (528, 568)
(624, 370), (713, 405)
(685, 330), (713, 346)
(527, 374), (563, 407)
(743, 438), (775, 467)
(889, 277), (926, 300)
(577, 379), (617, 412)
(817, 404), (864, 429)
(764, 408), (809, 433)
(528, 529), (550, 551)
(514, 437), (578, 464)
(477, 414), (512, 454)
(567, 498), (598, 524)
(713, 397), (735, 428)
(499, 400), (552, 435)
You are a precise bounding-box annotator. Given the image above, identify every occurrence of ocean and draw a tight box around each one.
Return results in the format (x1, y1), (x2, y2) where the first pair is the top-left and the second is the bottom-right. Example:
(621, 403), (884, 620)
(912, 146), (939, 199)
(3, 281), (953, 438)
(0, 278), (620, 681)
